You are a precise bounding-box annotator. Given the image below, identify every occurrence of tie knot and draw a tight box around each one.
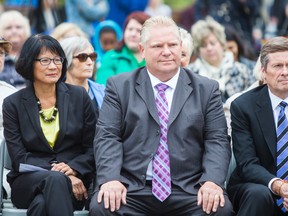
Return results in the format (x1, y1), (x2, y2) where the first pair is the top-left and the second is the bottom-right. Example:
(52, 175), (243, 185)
(280, 101), (288, 110)
(155, 83), (169, 92)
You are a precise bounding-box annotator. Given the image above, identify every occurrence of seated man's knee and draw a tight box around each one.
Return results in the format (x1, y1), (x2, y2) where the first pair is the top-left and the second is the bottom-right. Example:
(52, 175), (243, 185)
(89, 192), (108, 216)
(212, 195), (234, 216)
(243, 183), (273, 205)
(233, 183), (275, 216)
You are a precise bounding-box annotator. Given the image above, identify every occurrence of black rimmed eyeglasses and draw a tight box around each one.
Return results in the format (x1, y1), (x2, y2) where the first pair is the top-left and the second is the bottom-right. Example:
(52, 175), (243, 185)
(73, 52), (97, 62)
(35, 57), (65, 66)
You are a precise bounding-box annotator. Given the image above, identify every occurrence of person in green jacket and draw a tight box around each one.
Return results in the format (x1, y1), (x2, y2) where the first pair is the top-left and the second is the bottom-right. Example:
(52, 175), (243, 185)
(96, 12), (150, 85)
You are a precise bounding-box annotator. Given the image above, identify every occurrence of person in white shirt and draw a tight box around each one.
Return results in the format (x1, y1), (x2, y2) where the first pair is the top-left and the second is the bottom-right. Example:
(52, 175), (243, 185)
(0, 37), (17, 200)
(0, 37), (16, 140)
(90, 15), (233, 216)
(179, 27), (194, 67)
(227, 36), (288, 216)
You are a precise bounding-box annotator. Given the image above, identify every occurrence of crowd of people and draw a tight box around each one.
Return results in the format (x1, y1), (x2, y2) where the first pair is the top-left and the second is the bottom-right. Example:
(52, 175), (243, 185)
(0, 0), (287, 216)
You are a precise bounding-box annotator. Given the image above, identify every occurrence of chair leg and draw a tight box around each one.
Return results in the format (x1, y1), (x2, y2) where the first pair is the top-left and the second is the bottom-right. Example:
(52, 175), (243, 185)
(73, 210), (89, 216)
(2, 208), (27, 216)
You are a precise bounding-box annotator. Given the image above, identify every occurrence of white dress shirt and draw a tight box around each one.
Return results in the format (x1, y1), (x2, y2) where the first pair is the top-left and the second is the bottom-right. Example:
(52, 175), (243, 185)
(0, 81), (16, 140)
(268, 89), (288, 192)
(0, 80), (17, 199)
(145, 68), (180, 180)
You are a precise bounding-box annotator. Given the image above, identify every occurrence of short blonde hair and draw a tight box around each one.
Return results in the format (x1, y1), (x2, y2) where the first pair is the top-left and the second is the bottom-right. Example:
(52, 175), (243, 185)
(50, 22), (88, 42)
(0, 10), (31, 39)
(179, 27), (193, 58)
(140, 16), (180, 45)
(191, 17), (226, 55)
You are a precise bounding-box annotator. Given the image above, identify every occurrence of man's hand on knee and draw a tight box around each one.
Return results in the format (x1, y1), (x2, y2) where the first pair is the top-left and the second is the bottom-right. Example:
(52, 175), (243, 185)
(197, 181), (225, 214)
(97, 180), (127, 212)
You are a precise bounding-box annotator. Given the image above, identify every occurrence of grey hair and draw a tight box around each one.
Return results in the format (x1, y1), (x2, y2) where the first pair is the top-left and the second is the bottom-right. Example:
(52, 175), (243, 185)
(60, 36), (93, 70)
(50, 22), (88, 41)
(179, 27), (194, 57)
(140, 16), (180, 45)
(191, 16), (226, 55)
(0, 10), (31, 39)
(253, 56), (263, 81)
(260, 37), (288, 70)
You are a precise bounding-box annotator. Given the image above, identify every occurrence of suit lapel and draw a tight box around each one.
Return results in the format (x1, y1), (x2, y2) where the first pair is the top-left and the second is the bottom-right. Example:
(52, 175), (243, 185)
(255, 86), (277, 159)
(54, 83), (69, 149)
(23, 84), (50, 147)
(168, 69), (193, 126)
(135, 68), (160, 124)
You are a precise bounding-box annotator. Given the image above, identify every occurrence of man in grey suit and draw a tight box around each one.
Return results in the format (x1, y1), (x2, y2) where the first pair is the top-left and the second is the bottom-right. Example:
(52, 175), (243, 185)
(90, 16), (233, 216)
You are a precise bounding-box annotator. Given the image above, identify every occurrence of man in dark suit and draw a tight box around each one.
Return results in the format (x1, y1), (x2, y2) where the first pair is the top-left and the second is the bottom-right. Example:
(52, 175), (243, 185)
(90, 16), (233, 215)
(228, 36), (288, 215)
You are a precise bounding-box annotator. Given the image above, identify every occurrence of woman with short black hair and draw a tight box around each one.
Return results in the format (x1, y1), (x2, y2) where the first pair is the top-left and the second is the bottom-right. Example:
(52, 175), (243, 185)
(3, 34), (96, 216)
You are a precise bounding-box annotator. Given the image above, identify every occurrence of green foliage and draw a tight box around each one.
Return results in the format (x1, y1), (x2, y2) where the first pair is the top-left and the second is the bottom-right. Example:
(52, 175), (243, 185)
(57, 0), (65, 7)
(164, 0), (195, 11)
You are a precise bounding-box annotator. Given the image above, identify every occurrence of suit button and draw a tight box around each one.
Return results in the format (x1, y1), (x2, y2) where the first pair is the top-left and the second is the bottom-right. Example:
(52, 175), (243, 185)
(141, 175), (145, 179)
(156, 130), (160, 135)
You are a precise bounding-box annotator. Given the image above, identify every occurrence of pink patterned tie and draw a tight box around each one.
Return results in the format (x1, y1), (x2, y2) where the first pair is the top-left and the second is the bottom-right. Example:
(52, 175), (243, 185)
(152, 83), (171, 202)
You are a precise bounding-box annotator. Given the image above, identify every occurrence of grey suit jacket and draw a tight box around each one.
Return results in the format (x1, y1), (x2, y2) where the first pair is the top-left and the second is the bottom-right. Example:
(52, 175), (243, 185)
(228, 84), (278, 187)
(95, 67), (231, 194)
(3, 82), (96, 185)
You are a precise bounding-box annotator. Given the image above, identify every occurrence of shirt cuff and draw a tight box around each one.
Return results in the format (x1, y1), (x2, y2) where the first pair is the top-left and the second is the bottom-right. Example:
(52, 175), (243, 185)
(268, 177), (281, 194)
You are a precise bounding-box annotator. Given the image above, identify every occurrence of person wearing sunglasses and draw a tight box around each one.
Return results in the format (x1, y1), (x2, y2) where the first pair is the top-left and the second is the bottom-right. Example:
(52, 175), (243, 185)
(2, 34), (96, 216)
(60, 36), (105, 115)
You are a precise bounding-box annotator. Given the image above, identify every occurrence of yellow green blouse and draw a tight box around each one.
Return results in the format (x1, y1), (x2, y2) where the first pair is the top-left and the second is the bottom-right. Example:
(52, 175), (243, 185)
(39, 106), (60, 148)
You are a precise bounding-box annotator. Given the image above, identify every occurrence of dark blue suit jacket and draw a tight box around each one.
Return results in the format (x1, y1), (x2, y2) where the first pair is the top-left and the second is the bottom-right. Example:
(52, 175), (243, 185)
(228, 84), (277, 187)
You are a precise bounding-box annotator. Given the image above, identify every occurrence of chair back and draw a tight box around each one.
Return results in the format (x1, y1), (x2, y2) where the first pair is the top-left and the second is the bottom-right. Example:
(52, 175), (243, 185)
(0, 139), (89, 216)
(3, 142), (11, 170)
(0, 139), (6, 211)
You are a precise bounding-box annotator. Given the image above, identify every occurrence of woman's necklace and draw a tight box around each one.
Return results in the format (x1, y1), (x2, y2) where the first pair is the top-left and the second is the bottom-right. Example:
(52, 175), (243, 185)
(36, 97), (58, 123)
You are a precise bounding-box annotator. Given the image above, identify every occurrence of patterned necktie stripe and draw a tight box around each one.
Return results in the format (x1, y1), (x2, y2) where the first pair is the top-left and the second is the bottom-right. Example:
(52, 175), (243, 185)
(154, 152), (170, 171)
(280, 170), (288, 180)
(153, 181), (171, 197)
(278, 110), (286, 126)
(276, 101), (288, 213)
(153, 160), (171, 186)
(277, 139), (288, 159)
(277, 123), (288, 142)
(277, 128), (288, 149)
(156, 97), (169, 119)
(152, 83), (171, 202)
(277, 156), (288, 171)
(278, 163), (288, 179)
(277, 199), (286, 212)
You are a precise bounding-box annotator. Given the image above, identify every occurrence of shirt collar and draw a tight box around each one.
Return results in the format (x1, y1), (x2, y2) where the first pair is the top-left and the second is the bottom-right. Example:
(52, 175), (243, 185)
(268, 88), (288, 110)
(147, 68), (180, 90)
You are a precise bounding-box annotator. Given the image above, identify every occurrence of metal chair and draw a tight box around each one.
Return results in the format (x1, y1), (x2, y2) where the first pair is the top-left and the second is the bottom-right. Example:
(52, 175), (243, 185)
(0, 139), (89, 216)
